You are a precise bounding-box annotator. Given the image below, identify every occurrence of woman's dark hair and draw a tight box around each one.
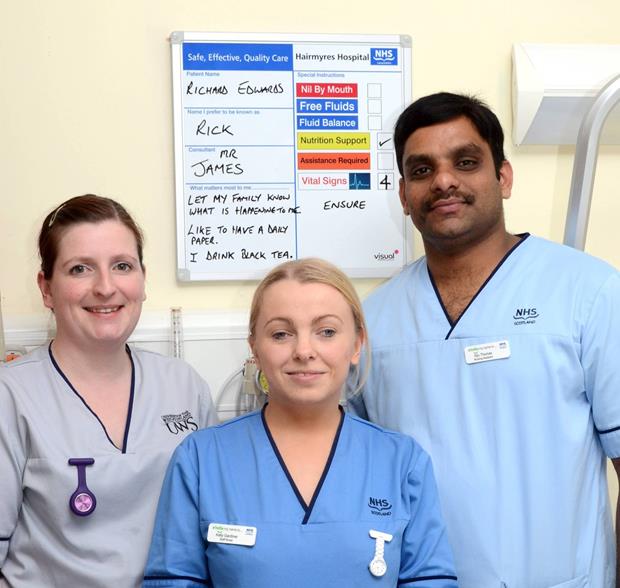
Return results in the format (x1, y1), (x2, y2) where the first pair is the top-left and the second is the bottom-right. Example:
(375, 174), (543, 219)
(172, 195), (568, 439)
(39, 194), (144, 279)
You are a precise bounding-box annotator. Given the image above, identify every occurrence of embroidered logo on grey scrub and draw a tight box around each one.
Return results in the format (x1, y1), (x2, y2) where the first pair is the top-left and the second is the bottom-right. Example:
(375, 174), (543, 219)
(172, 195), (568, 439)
(513, 307), (539, 325)
(161, 410), (198, 434)
(368, 497), (392, 516)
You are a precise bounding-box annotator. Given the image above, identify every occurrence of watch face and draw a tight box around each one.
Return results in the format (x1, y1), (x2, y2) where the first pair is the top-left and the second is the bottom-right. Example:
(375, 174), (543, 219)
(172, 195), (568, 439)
(369, 558), (387, 577)
(73, 492), (94, 513)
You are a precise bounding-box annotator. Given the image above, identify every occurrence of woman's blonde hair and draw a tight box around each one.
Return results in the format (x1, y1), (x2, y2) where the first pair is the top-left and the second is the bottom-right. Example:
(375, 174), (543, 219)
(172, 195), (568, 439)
(248, 258), (370, 393)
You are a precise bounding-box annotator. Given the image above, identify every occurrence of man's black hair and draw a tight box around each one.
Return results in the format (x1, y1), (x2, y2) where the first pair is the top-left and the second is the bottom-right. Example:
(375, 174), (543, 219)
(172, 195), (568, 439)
(394, 92), (506, 179)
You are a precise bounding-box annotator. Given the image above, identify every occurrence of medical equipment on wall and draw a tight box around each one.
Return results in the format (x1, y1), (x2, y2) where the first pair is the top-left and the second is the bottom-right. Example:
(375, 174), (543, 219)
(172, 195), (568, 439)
(0, 293), (26, 363)
(217, 357), (268, 417)
(512, 43), (620, 250)
(0, 292), (5, 362)
(563, 74), (620, 250)
(512, 43), (620, 145)
(171, 307), (184, 359)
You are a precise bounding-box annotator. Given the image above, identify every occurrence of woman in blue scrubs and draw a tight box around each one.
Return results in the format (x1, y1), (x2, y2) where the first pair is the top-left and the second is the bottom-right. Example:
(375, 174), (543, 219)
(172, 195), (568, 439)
(144, 258), (458, 588)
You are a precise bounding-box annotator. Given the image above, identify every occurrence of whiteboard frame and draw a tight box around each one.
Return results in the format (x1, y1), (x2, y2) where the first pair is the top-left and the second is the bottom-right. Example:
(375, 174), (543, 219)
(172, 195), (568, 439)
(170, 31), (413, 281)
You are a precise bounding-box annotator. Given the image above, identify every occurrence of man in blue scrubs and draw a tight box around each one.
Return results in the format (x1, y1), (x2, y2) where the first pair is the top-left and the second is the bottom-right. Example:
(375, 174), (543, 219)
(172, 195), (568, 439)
(350, 92), (620, 588)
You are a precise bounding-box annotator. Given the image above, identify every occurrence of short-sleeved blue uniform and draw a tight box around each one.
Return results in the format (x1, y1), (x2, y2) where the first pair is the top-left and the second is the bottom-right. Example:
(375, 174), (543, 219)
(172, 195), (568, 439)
(349, 234), (620, 588)
(143, 408), (458, 587)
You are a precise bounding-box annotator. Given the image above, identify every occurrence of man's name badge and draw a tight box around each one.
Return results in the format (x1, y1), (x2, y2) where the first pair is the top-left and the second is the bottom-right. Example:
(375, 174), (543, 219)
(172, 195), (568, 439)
(464, 340), (511, 365)
(207, 523), (257, 546)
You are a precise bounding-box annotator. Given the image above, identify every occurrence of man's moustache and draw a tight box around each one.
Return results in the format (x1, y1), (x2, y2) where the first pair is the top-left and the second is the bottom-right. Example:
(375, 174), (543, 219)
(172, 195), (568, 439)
(424, 192), (474, 212)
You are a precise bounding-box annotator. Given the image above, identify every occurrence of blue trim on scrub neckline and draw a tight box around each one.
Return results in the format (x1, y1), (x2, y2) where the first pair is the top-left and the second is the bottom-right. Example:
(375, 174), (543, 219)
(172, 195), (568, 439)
(398, 575), (458, 585)
(597, 424), (620, 435)
(120, 347), (136, 452)
(143, 575), (211, 586)
(261, 404), (345, 525)
(48, 341), (136, 453)
(427, 233), (530, 339)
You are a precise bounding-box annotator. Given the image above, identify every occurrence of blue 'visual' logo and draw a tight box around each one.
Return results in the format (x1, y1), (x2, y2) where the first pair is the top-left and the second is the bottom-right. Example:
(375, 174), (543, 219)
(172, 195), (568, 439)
(370, 48), (397, 65)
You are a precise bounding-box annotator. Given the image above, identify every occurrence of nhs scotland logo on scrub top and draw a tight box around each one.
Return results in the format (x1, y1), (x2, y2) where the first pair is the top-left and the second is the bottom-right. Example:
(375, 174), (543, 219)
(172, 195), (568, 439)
(513, 307), (539, 325)
(370, 48), (397, 65)
(368, 497), (393, 516)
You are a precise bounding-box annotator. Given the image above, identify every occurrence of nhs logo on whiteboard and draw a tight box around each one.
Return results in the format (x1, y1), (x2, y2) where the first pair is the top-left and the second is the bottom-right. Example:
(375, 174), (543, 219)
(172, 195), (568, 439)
(370, 48), (397, 65)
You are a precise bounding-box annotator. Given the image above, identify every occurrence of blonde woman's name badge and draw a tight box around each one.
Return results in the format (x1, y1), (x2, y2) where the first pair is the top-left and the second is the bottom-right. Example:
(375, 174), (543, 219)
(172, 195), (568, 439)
(464, 340), (511, 365)
(207, 523), (257, 546)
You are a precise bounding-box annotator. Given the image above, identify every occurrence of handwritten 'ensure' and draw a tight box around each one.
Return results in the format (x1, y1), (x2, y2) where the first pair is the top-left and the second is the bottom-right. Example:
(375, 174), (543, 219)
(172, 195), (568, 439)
(186, 81), (285, 96)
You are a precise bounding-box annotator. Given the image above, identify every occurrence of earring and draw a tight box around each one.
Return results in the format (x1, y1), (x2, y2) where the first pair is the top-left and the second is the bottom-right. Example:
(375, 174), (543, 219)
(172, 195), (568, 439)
(255, 370), (270, 395)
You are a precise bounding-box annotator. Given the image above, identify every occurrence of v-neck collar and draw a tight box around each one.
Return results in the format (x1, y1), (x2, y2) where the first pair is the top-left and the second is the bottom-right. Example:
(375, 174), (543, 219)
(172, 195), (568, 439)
(48, 342), (136, 453)
(261, 405), (345, 525)
(427, 233), (530, 339)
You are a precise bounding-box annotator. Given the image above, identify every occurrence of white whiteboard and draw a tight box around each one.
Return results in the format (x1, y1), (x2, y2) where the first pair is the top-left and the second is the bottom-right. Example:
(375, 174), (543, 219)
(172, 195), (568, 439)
(170, 32), (412, 281)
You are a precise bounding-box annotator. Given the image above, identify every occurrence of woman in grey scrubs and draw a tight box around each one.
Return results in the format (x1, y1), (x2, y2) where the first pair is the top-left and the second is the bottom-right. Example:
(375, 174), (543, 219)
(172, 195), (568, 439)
(0, 194), (217, 588)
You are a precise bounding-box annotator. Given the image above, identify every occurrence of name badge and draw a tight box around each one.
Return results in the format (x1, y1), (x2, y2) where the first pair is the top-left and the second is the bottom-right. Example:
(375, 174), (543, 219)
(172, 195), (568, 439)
(207, 523), (257, 546)
(464, 340), (510, 365)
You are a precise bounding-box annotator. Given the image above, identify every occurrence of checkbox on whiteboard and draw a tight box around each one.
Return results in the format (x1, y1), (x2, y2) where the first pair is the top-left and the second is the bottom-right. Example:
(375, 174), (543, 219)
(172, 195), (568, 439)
(377, 132), (392, 149)
(367, 99), (382, 114)
(368, 116), (382, 130)
(377, 152), (394, 170)
(377, 172), (395, 191)
(367, 83), (382, 98)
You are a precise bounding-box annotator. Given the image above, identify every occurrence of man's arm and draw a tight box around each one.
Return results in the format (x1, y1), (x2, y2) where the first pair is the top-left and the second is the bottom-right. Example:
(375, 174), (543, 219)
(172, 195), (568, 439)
(581, 271), (620, 586)
(613, 458), (620, 588)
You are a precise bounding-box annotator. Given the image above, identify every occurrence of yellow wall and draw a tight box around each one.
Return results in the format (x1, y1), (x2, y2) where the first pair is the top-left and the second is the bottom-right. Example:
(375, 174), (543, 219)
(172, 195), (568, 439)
(1, 0), (619, 317)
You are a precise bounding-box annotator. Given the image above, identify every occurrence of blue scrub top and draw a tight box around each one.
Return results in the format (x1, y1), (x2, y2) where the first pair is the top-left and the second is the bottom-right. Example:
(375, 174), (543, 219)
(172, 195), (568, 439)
(143, 408), (458, 587)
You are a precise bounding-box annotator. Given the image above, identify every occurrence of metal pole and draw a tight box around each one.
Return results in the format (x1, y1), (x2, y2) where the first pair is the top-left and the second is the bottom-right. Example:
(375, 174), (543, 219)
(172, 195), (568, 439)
(563, 74), (620, 250)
